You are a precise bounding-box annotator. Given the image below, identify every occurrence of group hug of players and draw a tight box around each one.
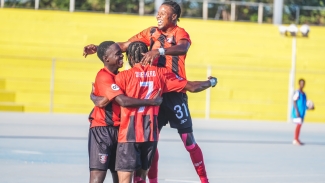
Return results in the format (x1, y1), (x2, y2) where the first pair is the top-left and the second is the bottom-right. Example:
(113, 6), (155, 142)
(83, 1), (217, 183)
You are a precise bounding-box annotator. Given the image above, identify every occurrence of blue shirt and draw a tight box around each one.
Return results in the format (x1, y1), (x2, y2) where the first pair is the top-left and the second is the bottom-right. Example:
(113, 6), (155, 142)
(291, 90), (307, 118)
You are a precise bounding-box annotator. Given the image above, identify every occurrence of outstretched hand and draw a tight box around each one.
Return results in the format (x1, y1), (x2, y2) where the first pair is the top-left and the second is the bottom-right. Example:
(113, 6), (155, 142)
(208, 76), (218, 87)
(83, 44), (98, 58)
(141, 49), (160, 66)
(152, 89), (163, 105)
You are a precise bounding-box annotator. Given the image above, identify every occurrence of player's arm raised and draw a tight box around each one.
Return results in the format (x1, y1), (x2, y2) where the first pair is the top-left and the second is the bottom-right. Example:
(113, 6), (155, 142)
(141, 40), (190, 65)
(185, 76), (217, 93)
(83, 42), (130, 57)
(161, 70), (217, 94)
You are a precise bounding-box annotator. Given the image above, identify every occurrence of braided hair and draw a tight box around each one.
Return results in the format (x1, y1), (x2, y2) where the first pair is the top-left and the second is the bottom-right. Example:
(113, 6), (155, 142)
(126, 41), (148, 67)
(162, 0), (181, 22)
(97, 41), (115, 62)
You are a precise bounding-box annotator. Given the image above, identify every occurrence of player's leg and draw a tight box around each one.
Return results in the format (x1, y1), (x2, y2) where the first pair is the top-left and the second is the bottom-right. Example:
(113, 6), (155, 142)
(134, 142), (158, 183)
(116, 143), (142, 183)
(163, 92), (209, 183)
(90, 169), (107, 183)
(179, 131), (208, 183)
(293, 124), (303, 145)
(111, 171), (119, 183)
(118, 171), (133, 183)
(89, 126), (118, 183)
(292, 118), (304, 145)
(147, 149), (159, 183)
(147, 103), (169, 183)
(134, 169), (147, 183)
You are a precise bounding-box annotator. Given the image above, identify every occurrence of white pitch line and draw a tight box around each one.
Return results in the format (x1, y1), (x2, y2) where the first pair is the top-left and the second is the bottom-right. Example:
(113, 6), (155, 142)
(12, 150), (42, 154)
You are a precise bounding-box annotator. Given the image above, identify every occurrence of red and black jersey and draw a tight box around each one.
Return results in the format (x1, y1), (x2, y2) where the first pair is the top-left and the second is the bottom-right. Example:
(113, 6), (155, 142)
(128, 26), (191, 81)
(88, 67), (124, 128)
(115, 64), (188, 143)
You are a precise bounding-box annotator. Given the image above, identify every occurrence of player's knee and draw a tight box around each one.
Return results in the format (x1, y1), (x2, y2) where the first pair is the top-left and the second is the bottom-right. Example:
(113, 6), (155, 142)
(180, 133), (196, 151)
(90, 169), (106, 183)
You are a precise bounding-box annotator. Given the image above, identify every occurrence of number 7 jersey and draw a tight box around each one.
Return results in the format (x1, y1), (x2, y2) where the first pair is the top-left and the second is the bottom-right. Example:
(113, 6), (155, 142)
(115, 64), (188, 142)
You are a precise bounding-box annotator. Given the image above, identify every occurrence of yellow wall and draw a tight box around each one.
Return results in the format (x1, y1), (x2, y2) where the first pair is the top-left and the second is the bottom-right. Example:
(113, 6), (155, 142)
(0, 9), (324, 122)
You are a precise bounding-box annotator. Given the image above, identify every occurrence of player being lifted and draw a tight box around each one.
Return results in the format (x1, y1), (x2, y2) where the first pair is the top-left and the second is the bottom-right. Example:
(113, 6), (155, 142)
(84, 1), (214, 182)
(88, 41), (163, 183)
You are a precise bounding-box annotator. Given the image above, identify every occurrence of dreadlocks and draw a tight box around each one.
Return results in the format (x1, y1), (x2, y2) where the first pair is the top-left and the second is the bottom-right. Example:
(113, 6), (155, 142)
(97, 41), (115, 62)
(162, 0), (181, 22)
(126, 41), (148, 67)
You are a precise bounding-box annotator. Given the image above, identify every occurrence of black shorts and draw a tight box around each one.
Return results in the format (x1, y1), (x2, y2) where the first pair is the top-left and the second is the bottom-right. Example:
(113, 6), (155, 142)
(158, 92), (193, 133)
(115, 142), (157, 172)
(88, 126), (119, 172)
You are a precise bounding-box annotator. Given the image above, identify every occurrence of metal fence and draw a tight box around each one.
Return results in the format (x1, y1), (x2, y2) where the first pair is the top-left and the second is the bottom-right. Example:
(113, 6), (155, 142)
(1, 0), (325, 25)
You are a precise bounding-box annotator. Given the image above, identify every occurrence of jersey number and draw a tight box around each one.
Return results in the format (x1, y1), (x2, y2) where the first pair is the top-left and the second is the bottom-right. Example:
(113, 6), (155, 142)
(174, 103), (189, 119)
(138, 81), (154, 113)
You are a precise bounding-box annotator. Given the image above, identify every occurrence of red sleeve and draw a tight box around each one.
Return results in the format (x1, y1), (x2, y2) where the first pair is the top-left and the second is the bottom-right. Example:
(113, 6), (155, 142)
(128, 27), (153, 46)
(175, 27), (191, 45)
(95, 72), (124, 101)
(158, 68), (188, 93)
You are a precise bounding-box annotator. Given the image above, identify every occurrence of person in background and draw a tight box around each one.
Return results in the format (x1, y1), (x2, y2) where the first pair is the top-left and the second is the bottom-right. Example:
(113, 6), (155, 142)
(292, 78), (314, 145)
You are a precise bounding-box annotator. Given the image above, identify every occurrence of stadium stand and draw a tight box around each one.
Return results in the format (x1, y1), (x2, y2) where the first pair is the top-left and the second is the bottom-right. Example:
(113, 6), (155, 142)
(0, 9), (324, 122)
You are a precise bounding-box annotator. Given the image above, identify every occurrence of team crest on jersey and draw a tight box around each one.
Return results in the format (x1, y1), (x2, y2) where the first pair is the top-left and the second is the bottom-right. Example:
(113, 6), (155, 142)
(98, 153), (108, 164)
(111, 84), (120, 91)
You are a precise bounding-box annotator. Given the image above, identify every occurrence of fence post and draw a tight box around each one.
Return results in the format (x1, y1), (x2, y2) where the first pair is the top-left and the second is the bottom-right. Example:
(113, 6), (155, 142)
(230, 2), (236, 21)
(258, 3), (263, 24)
(1, 0), (4, 8)
(105, 0), (110, 14)
(202, 0), (208, 20)
(273, 0), (283, 24)
(50, 58), (56, 113)
(35, 0), (39, 9)
(69, 0), (75, 12)
(287, 37), (297, 122)
(295, 6), (300, 24)
(205, 66), (212, 120)
(139, 0), (144, 15)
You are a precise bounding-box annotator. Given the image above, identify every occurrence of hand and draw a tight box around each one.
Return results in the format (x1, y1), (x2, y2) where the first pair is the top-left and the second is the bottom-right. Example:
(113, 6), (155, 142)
(151, 89), (163, 105)
(141, 49), (160, 65)
(208, 76), (217, 87)
(83, 44), (98, 58)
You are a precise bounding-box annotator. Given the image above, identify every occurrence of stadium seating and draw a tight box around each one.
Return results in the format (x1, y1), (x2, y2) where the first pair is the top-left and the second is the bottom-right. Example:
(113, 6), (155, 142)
(0, 9), (324, 122)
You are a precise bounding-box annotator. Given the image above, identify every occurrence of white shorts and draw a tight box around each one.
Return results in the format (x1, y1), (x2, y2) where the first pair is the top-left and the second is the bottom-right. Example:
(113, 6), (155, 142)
(292, 117), (304, 124)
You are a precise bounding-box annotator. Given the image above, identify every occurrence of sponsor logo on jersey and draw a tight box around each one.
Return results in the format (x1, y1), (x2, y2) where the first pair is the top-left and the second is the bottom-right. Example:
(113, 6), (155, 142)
(99, 153), (108, 164)
(194, 161), (202, 167)
(135, 71), (156, 78)
(111, 84), (120, 91)
(180, 119), (187, 124)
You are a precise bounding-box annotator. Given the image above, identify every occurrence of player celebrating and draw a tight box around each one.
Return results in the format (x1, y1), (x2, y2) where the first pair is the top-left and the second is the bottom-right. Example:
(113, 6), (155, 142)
(88, 41), (162, 183)
(84, 1), (212, 182)
(292, 79), (314, 146)
(112, 41), (217, 183)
